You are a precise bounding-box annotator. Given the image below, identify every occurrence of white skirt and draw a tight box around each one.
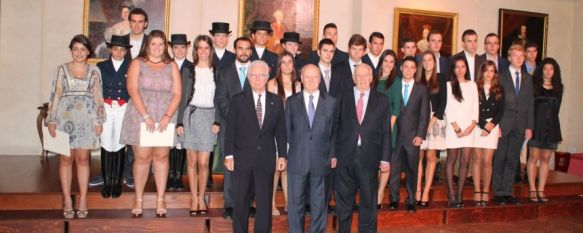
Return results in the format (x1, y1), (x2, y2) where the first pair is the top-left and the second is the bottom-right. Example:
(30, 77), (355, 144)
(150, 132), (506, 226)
(445, 121), (475, 149)
(421, 116), (446, 150)
(473, 120), (500, 149)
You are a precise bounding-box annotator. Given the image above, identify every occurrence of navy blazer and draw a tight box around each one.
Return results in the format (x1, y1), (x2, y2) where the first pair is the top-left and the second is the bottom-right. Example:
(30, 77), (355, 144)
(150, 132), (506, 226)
(97, 58), (130, 101)
(285, 92), (337, 176)
(335, 88), (391, 170)
(224, 90), (287, 172)
(213, 50), (236, 70)
(251, 48), (278, 79)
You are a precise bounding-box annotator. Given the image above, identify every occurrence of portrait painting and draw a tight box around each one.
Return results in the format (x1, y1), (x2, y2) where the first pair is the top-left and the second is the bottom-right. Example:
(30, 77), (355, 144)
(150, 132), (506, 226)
(83, 0), (170, 60)
(393, 8), (458, 58)
(238, 0), (320, 59)
(499, 9), (548, 60)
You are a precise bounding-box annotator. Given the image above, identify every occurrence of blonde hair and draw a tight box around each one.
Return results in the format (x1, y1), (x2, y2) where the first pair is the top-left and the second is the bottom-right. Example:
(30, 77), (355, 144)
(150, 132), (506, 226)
(508, 44), (524, 57)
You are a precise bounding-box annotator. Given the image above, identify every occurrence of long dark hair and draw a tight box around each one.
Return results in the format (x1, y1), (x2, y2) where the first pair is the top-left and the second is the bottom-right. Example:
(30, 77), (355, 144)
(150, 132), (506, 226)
(137, 30), (173, 64)
(533, 57), (563, 97)
(449, 56), (470, 102)
(416, 50), (439, 94)
(192, 35), (215, 68)
(476, 60), (503, 101)
(274, 51), (298, 100)
(373, 49), (398, 90)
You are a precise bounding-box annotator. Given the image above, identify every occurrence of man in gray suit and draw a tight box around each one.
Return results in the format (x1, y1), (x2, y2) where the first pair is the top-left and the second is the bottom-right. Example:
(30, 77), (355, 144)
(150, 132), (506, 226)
(493, 44), (534, 205)
(285, 64), (338, 233)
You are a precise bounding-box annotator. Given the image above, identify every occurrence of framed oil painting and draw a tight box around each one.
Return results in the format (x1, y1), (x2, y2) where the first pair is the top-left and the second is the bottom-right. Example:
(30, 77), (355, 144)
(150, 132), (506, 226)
(238, 0), (320, 59)
(83, 0), (170, 61)
(498, 8), (548, 60)
(393, 8), (458, 58)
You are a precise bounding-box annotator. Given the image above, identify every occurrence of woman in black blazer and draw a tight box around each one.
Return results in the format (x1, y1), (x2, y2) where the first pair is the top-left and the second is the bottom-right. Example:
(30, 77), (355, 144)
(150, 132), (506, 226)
(472, 60), (504, 206)
(527, 58), (564, 202)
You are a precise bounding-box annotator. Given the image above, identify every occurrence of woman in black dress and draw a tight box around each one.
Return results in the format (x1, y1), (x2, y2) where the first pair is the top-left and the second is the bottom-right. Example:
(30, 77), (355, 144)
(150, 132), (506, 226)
(527, 58), (564, 202)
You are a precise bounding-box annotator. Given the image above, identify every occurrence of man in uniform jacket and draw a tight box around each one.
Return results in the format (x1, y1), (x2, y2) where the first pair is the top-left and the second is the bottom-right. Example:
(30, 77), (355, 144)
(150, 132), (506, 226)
(210, 22), (236, 70)
(249, 21), (278, 79)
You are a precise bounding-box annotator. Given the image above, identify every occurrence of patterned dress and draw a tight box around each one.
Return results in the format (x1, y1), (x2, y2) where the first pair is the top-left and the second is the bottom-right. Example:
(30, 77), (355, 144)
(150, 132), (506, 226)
(120, 60), (177, 146)
(47, 63), (105, 149)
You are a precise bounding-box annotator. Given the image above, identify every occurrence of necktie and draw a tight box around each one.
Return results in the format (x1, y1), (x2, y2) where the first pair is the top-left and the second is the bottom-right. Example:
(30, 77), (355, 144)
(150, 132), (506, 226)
(515, 71), (520, 96)
(256, 94), (263, 129)
(403, 84), (410, 106)
(308, 95), (315, 127)
(324, 69), (331, 92)
(357, 92), (365, 124)
(238, 66), (247, 89)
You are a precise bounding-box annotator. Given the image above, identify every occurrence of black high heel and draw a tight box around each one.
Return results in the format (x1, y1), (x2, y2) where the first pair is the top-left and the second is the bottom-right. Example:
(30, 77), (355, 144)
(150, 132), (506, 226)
(481, 192), (489, 207)
(537, 191), (549, 202)
(456, 193), (464, 208)
(529, 191), (539, 203)
(448, 193), (457, 208)
(473, 191), (482, 207)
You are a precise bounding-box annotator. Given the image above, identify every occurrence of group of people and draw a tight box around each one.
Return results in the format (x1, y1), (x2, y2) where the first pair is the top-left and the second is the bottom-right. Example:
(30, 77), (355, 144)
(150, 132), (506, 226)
(46, 6), (564, 233)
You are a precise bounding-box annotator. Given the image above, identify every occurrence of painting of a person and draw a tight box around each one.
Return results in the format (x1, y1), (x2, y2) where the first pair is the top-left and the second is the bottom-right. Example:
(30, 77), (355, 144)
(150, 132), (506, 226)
(267, 10), (286, 54)
(417, 24), (432, 53)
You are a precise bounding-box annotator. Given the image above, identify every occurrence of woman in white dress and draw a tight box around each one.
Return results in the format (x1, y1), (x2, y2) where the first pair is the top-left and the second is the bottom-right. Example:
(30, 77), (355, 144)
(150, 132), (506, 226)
(267, 51), (302, 215)
(472, 61), (504, 206)
(444, 56), (478, 208)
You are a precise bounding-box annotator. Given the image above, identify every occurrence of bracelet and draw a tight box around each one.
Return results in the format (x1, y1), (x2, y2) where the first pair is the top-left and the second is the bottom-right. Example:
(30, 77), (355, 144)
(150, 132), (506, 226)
(162, 113), (171, 118)
(142, 114), (150, 120)
(484, 128), (491, 133)
(454, 128), (462, 133)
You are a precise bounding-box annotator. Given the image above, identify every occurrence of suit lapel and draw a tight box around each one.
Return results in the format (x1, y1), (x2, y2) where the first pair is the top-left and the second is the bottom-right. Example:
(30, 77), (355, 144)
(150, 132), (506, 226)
(360, 91), (375, 126)
(246, 91), (261, 131)
(298, 93), (310, 127)
(261, 93), (273, 133)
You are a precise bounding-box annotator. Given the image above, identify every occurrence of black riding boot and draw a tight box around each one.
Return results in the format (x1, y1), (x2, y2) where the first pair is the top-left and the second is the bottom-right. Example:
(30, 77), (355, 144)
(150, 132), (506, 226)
(175, 148), (186, 190)
(100, 148), (112, 198)
(111, 147), (125, 198)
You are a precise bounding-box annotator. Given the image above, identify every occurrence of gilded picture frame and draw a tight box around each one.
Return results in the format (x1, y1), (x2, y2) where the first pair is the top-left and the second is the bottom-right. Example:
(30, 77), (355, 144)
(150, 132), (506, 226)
(238, 0), (320, 58)
(83, 0), (170, 62)
(498, 8), (548, 60)
(393, 8), (458, 58)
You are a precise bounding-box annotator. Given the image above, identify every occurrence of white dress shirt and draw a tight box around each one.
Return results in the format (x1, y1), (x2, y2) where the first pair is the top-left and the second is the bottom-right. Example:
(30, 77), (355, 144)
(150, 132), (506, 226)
(112, 58), (124, 72)
(215, 48), (226, 60)
(401, 78), (415, 100)
(255, 47), (265, 59)
(486, 54), (499, 69)
(175, 58), (185, 70)
(509, 66), (522, 89)
(368, 53), (380, 69)
(434, 52), (441, 73)
(349, 59), (361, 75)
(129, 34), (145, 59)
(303, 90), (320, 113)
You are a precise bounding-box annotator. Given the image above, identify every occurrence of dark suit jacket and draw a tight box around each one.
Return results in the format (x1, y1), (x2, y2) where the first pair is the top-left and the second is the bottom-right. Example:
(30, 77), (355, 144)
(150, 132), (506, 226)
(213, 50), (236, 70)
(125, 34), (148, 60)
(452, 51), (487, 81)
(176, 60), (220, 127)
(478, 53), (509, 74)
(224, 91), (287, 173)
(97, 57), (130, 101)
(335, 88), (391, 170)
(285, 92), (337, 176)
(362, 54), (380, 76)
(215, 64), (251, 123)
(392, 80), (430, 160)
(498, 68), (534, 136)
(294, 56), (308, 81)
(308, 48), (349, 66)
(324, 60), (371, 98)
(251, 48), (278, 79)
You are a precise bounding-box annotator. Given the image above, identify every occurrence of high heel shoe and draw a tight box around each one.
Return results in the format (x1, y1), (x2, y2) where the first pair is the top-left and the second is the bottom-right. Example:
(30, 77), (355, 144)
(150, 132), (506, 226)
(456, 193), (464, 208)
(156, 197), (167, 217)
(199, 197), (208, 215)
(76, 199), (88, 219)
(473, 191), (482, 207)
(529, 191), (539, 203)
(537, 191), (549, 202)
(131, 199), (143, 217)
(62, 196), (74, 219)
(415, 191), (422, 206)
(189, 196), (198, 216)
(419, 191), (431, 208)
(448, 193), (457, 208)
(481, 192), (489, 207)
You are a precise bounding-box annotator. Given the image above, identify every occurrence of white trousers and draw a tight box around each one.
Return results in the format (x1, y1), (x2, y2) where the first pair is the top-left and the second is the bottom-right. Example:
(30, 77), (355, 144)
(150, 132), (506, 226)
(100, 101), (127, 152)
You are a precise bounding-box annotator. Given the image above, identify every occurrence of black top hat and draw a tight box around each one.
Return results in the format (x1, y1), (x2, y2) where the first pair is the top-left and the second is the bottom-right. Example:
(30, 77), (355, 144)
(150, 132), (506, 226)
(280, 32), (302, 44)
(106, 35), (132, 48)
(250, 20), (273, 33)
(168, 34), (191, 46)
(209, 22), (232, 34)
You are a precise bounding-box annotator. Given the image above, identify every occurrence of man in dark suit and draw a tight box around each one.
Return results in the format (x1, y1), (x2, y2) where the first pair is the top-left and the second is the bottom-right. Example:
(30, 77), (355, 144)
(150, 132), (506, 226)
(362, 32), (384, 76)
(335, 64), (391, 233)
(215, 37), (253, 219)
(167, 34), (192, 191)
(281, 32), (308, 79)
(388, 57), (430, 212)
(210, 22), (236, 70)
(452, 29), (486, 82)
(493, 44), (534, 205)
(308, 23), (349, 66)
(286, 64), (337, 233)
(331, 34), (372, 98)
(224, 60), (287, 233)
(522, 42), (539, 76)
(126, 8), (149, 60)
(479, 33), (509, 72)
(396, 38), (417, 77)
(96, 35), (132, 198)
(316, 39), (341, 97)
(249, 21), (278, 79)
(427, 30), (450, 75)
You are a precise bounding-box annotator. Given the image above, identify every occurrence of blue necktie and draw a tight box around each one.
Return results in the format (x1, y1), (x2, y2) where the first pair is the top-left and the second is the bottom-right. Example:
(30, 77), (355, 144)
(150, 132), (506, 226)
(308, 95), (315, 127)
(403, 84), (410, 106)
(238, 66), (247, 89)
(515, 71), (520, 96)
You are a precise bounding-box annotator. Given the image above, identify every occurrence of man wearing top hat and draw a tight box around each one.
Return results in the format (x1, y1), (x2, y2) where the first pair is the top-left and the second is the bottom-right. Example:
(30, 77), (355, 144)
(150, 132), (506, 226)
(250, 20), (279, 79)
(96, 35), (133, 199)
(165, 34), (192, 191)
(210, 22), (236, 70)
(281, 32), (308, 80)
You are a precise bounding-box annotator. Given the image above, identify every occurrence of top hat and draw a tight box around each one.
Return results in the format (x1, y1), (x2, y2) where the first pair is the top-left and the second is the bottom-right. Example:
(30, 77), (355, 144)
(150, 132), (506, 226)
(280, 32), (302, 44)
(106, 35), (132, 48)
(209, 22), (232, 34)
(168, 34), (191, 46)
(250, 20), (273, 33)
